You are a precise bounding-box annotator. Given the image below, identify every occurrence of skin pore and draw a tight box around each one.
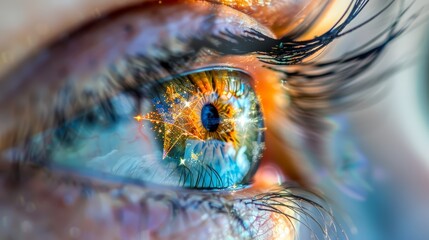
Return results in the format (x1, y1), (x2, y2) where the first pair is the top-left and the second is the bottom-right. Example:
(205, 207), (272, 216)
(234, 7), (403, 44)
(0, 0), (351, 239)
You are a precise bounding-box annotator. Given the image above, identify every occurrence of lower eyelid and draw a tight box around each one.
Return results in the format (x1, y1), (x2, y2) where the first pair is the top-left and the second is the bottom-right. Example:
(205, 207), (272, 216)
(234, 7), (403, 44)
(0, 177), (273, 239)
(0, 163), (337, 239)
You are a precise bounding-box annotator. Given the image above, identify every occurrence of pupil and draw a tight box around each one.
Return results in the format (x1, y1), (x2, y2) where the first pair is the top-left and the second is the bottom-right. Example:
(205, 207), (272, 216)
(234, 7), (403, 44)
(201, 103), (220, 132)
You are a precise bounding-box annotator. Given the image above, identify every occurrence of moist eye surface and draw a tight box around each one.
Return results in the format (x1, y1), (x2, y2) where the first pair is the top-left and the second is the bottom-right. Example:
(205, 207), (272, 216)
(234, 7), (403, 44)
(25, 68), (265, 189)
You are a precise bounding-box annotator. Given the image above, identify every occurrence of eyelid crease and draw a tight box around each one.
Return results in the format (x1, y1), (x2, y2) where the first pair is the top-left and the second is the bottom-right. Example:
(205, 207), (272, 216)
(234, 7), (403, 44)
(143, 66), (252, 86)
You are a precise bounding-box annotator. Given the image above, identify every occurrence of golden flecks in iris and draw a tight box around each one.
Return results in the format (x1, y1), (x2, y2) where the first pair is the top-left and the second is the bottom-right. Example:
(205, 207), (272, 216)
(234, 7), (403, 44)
(133, 115), (143, 122)
(191, 152), (202, 161)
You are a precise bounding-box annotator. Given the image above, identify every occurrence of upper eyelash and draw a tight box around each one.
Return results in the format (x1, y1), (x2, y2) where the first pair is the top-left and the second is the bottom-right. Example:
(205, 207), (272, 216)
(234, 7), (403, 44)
(197, 0), (417, 120)
(201, 0), (417, 122)
(206, 0), (374, 62)
(278, 1), (418, 113)
(188, 0), (418, 158)
(4, 0), (396, 142)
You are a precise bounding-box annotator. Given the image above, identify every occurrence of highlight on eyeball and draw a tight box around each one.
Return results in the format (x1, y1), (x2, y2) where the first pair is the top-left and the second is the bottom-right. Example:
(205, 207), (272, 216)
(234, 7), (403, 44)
(0, 0), (428, 239)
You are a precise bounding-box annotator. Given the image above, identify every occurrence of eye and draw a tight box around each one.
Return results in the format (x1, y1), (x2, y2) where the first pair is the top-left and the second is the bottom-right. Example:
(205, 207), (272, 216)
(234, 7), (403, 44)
(24, 67), (264, 189)
(0, 2), (278, 190)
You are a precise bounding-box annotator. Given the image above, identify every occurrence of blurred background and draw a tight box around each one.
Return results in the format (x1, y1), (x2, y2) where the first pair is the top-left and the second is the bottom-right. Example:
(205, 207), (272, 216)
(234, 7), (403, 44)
(316, 0), (429, 239)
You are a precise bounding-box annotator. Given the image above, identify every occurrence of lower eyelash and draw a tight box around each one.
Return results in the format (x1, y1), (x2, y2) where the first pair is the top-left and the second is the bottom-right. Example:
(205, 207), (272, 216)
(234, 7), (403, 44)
(249, 186), (345, 239)
(112, 184), (343, 239)
(130, 185), (344, 239)
(1, 162), (342, 239)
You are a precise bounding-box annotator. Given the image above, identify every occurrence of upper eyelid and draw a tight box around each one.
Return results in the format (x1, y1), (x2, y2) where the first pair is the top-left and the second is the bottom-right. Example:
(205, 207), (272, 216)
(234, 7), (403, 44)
(0, 0), (402, 145)
(0, 0), (279, 79)
(0, 0), (360, 150)
(0, 0), (353, 80)
(3, 3), (273, 90)
(0, 3), (274, 150)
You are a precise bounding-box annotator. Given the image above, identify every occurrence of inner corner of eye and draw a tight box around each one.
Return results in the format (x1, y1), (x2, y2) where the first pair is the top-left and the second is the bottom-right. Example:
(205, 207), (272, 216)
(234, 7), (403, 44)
(29, 67), (265, 190)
